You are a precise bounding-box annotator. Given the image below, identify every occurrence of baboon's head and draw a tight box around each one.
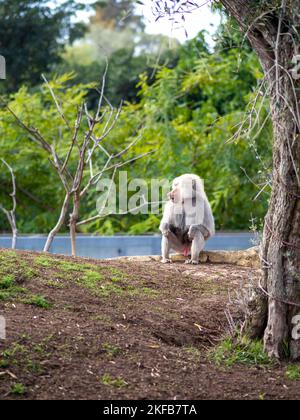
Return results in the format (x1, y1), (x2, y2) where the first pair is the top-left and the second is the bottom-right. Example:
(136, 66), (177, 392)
(168, 174), (204, 204)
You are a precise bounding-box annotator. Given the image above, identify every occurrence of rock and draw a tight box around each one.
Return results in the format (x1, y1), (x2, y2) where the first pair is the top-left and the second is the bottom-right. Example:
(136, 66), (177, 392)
(202, 247), (260, 269)
(108, 247), (261, 268)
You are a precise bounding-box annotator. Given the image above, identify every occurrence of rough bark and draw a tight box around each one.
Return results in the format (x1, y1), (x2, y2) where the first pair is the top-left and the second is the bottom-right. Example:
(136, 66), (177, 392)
(220, 0), (300, 359)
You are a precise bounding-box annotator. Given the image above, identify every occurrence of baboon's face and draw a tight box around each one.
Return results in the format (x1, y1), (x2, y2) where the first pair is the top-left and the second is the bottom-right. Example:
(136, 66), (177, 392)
(168, 175), (197, 203)
(168, 180), (181, 203)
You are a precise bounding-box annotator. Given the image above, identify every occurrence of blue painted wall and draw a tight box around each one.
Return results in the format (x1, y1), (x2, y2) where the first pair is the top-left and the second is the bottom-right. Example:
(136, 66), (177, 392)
(0, 233), (257, 259)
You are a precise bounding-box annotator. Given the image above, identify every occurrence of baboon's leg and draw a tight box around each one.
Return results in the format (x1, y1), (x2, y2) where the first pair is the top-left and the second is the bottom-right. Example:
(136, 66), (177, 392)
(161, 235), (171, 263)
(185, 232), (205, 265)
(161, 231), (183, 263)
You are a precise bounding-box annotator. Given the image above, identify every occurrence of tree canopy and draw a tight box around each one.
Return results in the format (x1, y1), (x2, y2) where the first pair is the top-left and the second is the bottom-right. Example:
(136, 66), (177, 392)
(0, 26), (272, 235)
(0, 0), (87, 92)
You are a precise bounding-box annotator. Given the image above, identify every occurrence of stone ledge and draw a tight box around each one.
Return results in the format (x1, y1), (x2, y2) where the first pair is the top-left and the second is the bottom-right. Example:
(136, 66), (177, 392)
(108, 247), (261, 269)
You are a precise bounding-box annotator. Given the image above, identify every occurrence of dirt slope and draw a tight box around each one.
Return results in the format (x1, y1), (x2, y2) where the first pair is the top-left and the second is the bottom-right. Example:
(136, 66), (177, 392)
(0, 248), (299, 400)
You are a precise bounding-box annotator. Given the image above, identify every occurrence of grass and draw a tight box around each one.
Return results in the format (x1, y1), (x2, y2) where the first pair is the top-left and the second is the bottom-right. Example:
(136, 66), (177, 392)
(101, 373), (127, 388)
(0, 252), (38, 302)
(46, 280), (65, 289)
(27, 361), (44, 374)
(184, 346), (202, 360)
(23, 295), (51, 309)
(34, 256), (54, 267)
(0, 250), (17, 260)
(0, 359), (10, 368)
(2, 344), (27, 359)
(102, 343), (121, 358)
(0, 249), (153, 301)
(10, 383), (26, 396)
(0, 343), (27, 369)
(58, 260), (96, 272)
(0, 266), (28, 302)
(0, 275), (15, 289)
(211, 336), (271, 367)
(286, 364), (300, 381)
(0, 286), (27, 302)
(78, 270), (128, 297)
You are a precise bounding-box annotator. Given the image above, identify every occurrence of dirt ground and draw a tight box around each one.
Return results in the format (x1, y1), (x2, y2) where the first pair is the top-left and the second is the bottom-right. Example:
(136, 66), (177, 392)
(0, 248), (300, 400)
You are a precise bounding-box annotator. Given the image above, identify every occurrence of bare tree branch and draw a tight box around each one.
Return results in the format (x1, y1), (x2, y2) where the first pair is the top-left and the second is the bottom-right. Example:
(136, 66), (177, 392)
(0, 159), (18, 249)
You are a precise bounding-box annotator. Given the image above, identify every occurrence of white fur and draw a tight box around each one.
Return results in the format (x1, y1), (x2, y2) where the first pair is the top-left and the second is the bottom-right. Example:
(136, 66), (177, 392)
(160, 174), (215, 264)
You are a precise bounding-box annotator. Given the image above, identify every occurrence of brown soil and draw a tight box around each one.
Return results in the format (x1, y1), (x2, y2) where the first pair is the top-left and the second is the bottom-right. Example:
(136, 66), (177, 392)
(0, 248), (299, 400)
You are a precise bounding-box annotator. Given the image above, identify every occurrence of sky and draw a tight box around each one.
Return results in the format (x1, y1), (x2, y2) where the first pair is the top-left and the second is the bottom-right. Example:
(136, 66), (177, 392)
(77, 1), (221, 44)
(135, 2), (221, 43)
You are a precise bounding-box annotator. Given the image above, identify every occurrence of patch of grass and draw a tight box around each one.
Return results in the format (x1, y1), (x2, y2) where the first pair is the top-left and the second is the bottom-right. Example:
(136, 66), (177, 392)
(98, 283), (124, 297)
(90, 314), (112, 324)
(78, 270), (127, 297)
(184, 346), (202, 360)
(23, 295), (51, 309)
(102, 343), (121, 358)
(80, 270), (104, 289)
(101, 373), (127, 388)
(1, 344), (27, 368)
(58, 260), (96, 272)
(0, 250), (17, 259)
(286, 364), (300, 381)
(2, 344), (27, 359)
(20, 265), (37, 280)
(125, 284), (158, 298)
(0, 286), (27, 301)
(0, 265), (29, 302)
(33, 344), (45, 354)
(10, 383), (26, 396)
(34, 256), (53, 268)
(107, 268), (129, 282)
(46, 280), (65, 289)
(211, 336), (271, 367)
(0, 359), (10, 368)
(0, 274), (15, 289)
(27, 361), (43, 374)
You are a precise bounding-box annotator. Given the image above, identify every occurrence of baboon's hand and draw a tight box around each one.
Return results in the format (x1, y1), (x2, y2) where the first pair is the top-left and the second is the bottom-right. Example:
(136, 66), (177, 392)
(160, 223), (170, 237)
(188, 225), (200, 241)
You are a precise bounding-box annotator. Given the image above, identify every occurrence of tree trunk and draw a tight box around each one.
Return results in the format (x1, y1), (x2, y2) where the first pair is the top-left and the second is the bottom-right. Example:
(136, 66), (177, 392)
(262, 45), (300, 358)
(44, 193), (71, 252)
(69, 191), (80, 257)
(220, 0), (300, 359)
(10, 212), (17, 250)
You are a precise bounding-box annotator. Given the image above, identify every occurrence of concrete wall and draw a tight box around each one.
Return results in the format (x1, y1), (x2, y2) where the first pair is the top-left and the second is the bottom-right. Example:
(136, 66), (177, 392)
(0, 233), (256, 259)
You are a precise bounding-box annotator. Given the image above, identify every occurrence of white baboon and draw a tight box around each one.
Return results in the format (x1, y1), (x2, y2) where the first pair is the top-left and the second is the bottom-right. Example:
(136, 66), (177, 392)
(159, 174), (215, 265)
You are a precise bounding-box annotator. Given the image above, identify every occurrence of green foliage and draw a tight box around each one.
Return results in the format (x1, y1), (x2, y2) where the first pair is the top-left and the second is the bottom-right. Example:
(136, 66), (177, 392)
(0, 274), (15, 289)
(0, 25), (272, 235)
(103, 30), (272, 232)
(211, 336), (271, 367)
(102, 343), (122, 358)
(0, 73), (95, 233)
(0, 0), (88, 92)
(10, 383), (26, 396)
(286, 365), (300, 381)
(23, 295), (51, 309)
(58, 6), (180, 106)
(101, 373), (127, 388)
